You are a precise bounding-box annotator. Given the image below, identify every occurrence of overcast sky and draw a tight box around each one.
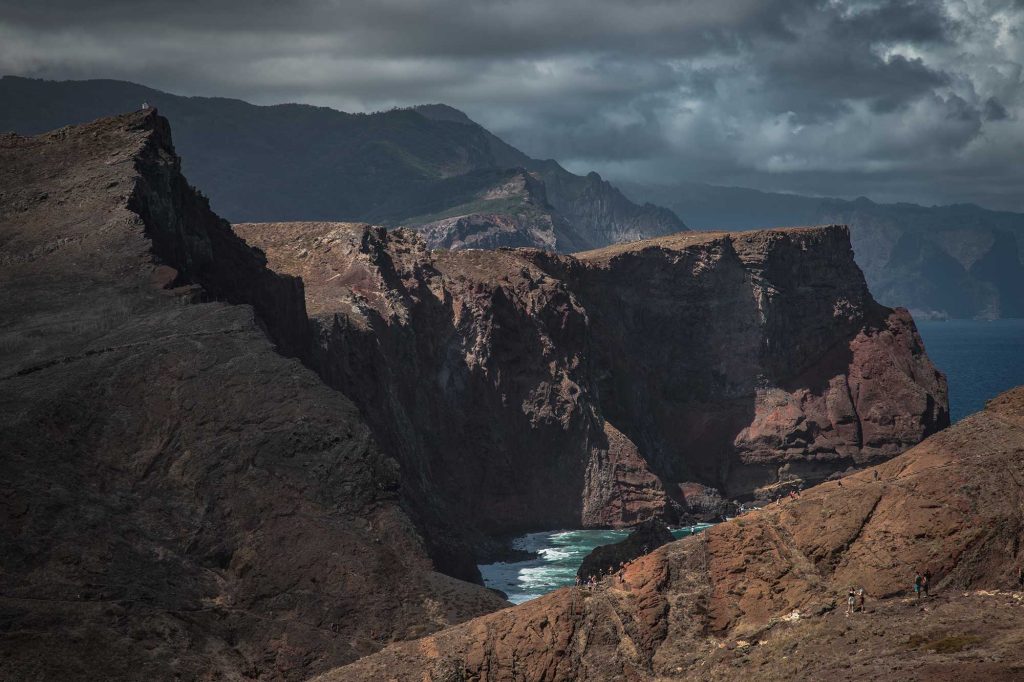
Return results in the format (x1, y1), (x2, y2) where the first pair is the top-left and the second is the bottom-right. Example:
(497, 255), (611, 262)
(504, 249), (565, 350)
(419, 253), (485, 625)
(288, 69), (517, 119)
(1, 0), (1021, 210)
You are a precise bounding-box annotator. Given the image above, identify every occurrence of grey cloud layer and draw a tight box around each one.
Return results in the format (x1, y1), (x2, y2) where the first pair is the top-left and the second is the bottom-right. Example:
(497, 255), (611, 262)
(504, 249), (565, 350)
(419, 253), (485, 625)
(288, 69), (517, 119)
(1, 0), (1021, 209)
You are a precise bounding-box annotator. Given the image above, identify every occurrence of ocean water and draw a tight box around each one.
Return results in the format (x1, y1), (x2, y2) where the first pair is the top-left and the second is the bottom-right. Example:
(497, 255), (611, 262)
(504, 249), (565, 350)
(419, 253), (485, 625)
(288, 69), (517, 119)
(915, 319), (1024, 423)
(480, 524), (712, 604)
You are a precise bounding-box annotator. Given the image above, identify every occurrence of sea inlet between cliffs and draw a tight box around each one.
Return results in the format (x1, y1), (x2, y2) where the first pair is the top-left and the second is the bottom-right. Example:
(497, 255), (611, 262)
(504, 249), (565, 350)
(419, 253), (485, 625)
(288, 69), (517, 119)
(479, 524), (712, 603)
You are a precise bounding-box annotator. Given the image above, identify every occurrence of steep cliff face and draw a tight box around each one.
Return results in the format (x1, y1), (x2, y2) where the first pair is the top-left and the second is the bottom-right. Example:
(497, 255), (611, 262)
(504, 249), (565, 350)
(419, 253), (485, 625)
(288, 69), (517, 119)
(524, 227), (948, 498)
(0, 112), (505, 682)
(238, 221), (946, 549)
(319, 386), (1024, 682)
(235, 222), (676, 551)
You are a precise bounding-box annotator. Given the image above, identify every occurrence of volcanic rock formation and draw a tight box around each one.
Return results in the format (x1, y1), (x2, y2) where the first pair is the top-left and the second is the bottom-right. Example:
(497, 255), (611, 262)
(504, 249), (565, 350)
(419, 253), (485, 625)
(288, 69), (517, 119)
(0, 111), (506, 682)
(318, 386), (1024, 681)
(234, 221), (675, 553)
(238, 221), (948, 549)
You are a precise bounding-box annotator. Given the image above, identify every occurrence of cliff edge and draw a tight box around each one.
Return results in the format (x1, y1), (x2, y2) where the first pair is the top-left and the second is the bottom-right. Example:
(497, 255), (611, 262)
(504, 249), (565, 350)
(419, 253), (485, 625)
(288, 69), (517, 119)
(0, 111), (505, 682)
(236, 221), (948, 547)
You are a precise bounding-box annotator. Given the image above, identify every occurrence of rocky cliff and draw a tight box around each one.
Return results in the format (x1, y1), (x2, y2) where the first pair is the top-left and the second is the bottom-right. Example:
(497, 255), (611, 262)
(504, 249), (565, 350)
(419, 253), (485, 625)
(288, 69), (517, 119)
(237, 221), (947, 550)
(318, 386), (1024, 681)
(0, 111), (505, 682)
(524, 228), (949, 498)
(234, 222), (674, 552)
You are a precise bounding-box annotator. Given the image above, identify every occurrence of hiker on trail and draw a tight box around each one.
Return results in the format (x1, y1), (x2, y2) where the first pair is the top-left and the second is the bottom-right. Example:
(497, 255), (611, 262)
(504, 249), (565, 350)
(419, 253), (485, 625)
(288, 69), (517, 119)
(857, 587), (865, 611)
(914, 572), (923, 599)
(846, 587), (856, 616)
(923, 570), (932, 597)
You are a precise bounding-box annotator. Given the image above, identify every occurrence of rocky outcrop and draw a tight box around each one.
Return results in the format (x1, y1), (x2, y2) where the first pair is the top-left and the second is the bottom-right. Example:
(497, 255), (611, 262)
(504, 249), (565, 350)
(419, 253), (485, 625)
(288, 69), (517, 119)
(678, 481), (735, 521)
(576, 519), (675, 582)
(524, 227), (949, 498)
(237, 221), (946, 554)
(0, 111), (506, 682)
(318, 386), (1024, 681)
(234, 222), (674, 554)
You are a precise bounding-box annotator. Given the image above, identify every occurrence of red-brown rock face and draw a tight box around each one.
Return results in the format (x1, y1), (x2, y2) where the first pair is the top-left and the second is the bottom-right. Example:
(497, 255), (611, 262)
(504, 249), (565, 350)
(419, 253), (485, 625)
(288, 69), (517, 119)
(318, 386), (1024, 682)
(237, 222), (947, 555)
(234, 222), (671, 567)
(524, 228), (949, 498)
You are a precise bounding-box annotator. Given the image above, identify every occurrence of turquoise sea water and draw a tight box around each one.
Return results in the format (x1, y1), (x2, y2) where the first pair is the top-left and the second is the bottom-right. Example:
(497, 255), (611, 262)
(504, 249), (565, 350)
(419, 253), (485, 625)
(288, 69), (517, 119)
(479, 524), (711, 604)
(915, 319), (1024, 423)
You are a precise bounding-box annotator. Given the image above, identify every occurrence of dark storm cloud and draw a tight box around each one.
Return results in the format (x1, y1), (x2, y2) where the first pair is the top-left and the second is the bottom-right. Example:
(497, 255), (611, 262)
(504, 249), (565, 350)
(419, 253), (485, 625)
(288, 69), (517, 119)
(1, 0), (1021, 210)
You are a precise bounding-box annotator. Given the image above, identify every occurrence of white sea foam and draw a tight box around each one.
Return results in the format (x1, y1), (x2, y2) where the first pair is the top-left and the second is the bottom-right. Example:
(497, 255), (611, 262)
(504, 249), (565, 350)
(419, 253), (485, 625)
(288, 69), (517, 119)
(479, 524), (713, 603)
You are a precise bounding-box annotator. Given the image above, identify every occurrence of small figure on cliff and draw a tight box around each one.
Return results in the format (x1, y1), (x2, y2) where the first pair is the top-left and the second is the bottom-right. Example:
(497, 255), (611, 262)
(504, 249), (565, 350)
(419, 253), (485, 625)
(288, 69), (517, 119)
(913, 572), (923, 599)
(141, 102), (150, 110)
(845, 587), (856, 616)
(923, 570), (932, 597)
(857, 587), (866, 611)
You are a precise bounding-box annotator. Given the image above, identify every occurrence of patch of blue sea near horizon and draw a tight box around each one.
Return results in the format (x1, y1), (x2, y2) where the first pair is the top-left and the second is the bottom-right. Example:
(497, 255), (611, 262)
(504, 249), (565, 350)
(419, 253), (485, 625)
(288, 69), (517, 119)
(479, 524), (713, 605)
(914, 318), (1024, 424)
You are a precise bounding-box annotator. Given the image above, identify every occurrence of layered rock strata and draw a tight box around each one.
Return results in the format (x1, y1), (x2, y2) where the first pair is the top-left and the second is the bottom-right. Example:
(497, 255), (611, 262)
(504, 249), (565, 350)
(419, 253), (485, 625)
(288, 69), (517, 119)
(0, 111), (505, 682)
(319, 386), (1024, 681)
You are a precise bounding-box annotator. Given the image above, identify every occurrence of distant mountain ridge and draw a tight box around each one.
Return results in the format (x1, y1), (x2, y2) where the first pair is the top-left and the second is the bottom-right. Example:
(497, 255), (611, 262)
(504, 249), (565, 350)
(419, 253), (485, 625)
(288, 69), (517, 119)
(620, 181), (1024, 319)
(0, 75), (685, 251)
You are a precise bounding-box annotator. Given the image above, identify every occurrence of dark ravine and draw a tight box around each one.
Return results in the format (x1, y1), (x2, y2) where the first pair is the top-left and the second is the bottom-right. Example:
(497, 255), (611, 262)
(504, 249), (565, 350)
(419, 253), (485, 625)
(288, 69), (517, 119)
(0, 110), (506, 682)
(236, 220), (949, 553)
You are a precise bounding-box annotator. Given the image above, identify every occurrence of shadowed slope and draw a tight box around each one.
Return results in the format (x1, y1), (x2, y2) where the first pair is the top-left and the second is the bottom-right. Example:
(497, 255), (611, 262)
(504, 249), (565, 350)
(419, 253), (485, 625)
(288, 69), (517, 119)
(0, 111), (505, 682)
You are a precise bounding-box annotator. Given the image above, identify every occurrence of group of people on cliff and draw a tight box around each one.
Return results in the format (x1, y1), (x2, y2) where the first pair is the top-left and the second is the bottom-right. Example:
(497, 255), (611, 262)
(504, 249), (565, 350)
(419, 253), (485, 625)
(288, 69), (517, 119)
(846, 569), (936, 616)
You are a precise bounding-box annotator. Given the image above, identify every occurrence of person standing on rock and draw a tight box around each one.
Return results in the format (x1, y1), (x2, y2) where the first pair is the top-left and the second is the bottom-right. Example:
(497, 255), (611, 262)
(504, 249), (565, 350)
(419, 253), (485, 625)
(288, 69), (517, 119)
(914, 572), (923, 599)
(846, 587), (857, 616)
(857, 587), (866, 611)
(923, 570), (932, 597)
